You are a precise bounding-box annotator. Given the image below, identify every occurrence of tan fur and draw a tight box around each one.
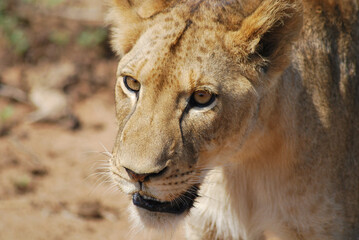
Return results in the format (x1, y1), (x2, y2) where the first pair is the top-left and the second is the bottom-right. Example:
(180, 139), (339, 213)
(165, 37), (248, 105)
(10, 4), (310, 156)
(106, 0), (359, 239)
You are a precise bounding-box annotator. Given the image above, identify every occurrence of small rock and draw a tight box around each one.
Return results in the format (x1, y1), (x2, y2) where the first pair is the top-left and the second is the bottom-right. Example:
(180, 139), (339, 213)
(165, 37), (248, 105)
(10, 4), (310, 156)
(30, 166), (48, 177)
(25, 61), (77, 123)
(28, 87), (68, 122)
(77, 201), (103, 220)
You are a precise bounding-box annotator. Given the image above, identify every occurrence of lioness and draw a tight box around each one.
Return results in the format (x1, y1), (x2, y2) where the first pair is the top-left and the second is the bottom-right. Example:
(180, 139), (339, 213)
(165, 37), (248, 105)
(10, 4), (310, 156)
(106, 0), (359, 239)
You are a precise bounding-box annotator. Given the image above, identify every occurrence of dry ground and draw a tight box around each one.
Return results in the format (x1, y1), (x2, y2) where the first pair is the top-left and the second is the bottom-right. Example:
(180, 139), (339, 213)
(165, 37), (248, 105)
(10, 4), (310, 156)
(0, 1), (183, 239)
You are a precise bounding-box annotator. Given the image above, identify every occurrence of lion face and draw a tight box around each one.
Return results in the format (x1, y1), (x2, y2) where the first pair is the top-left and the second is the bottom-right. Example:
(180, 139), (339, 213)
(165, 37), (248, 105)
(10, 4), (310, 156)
(108, 0), (301, 229)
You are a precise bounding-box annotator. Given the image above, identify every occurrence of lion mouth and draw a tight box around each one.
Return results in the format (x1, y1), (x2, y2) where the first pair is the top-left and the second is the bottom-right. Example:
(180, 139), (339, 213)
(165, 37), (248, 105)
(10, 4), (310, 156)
(132, 185), (199, 214)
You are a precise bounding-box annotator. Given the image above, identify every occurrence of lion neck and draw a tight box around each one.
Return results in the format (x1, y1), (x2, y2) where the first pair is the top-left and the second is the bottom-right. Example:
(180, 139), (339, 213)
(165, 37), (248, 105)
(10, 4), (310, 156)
(234, 67), (299, 172)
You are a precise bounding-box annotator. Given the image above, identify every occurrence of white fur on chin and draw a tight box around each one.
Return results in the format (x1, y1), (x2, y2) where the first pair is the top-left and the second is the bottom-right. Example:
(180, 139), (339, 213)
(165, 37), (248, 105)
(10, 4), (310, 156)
(128, 203), (186, 235)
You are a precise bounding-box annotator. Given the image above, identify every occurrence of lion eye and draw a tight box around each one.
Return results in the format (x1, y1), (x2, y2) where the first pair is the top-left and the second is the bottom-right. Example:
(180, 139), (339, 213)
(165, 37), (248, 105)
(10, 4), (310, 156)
(124, 76), (141, 92)
(191, 90), (216, 107)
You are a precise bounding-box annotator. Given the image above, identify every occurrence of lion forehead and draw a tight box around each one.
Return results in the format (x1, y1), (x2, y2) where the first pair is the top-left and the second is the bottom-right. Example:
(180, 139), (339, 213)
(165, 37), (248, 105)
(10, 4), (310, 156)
(119, 16), (221, 91)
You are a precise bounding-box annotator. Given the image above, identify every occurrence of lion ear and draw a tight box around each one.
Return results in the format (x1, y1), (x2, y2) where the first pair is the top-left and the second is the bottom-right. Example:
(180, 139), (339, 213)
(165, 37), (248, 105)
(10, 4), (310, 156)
(225, 0), (303, 74)
(106, 0), (170, 56)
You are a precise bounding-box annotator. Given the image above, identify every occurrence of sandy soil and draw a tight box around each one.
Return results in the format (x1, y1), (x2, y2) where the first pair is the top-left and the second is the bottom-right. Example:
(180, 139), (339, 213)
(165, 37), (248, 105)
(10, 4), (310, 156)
(0, 1), (184, 239)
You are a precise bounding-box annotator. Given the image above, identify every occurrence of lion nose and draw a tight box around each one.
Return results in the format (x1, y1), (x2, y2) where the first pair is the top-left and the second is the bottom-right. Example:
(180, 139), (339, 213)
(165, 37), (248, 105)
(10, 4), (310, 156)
(125, 167), (168, 182)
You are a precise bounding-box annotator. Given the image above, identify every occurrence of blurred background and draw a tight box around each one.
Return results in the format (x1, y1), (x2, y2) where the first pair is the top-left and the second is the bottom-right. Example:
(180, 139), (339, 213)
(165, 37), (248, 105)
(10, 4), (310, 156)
(0, 0), (182, 239)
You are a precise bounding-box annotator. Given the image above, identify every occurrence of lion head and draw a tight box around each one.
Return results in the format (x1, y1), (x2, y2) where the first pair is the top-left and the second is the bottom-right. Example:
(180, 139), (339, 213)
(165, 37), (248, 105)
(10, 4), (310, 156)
(107, 0), (302, 229)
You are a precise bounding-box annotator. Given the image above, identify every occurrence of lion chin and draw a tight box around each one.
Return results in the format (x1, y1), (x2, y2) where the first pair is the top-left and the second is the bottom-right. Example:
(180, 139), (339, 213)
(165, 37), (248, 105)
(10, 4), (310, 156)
(128, 185), (200, 230)
(129, 204), (186, 231)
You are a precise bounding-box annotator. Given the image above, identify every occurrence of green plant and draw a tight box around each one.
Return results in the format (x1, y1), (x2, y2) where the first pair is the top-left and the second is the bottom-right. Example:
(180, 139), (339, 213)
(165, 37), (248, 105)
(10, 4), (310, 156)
(45, 0), (64, 7)
(0, 106), (14, 122)
(8, 28), (29, 54)
(0, 1), (7, 11)
(0, 2), (30, 55)
(49, 30), (70, 46)
(13, 175), (32, 193)
(21, 0), (64, 7)
(76, 28), (107, 48)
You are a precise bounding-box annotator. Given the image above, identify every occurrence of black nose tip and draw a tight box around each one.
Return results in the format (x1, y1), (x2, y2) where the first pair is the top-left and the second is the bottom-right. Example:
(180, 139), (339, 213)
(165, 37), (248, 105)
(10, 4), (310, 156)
(125, 167), (167, 182)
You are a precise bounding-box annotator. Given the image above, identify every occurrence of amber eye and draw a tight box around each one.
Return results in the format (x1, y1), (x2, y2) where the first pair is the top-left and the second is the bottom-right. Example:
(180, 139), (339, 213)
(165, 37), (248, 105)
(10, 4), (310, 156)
(124, 76), (141, 92)
(190, 90), (216, 108)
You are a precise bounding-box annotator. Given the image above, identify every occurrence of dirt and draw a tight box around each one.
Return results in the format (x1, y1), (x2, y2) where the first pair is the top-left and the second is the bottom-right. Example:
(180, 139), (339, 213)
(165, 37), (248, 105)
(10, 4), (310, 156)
(0, 1), (183, 239)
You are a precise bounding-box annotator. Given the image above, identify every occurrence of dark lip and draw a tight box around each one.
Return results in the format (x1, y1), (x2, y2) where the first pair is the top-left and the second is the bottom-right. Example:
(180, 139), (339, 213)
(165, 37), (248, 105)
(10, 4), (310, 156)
(132, 185), (199, 214)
